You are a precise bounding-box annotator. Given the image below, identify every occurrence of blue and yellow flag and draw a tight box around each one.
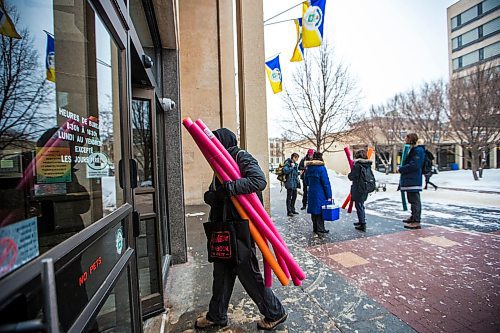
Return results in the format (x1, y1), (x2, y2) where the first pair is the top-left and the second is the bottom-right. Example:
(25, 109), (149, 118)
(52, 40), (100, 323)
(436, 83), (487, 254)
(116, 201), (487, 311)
(265, 55), (282, 94)
(302, 0), (326, 48)
(45, 33), (55, 82)
(0, 4), (21, 39)
(290, 18), (304, 62)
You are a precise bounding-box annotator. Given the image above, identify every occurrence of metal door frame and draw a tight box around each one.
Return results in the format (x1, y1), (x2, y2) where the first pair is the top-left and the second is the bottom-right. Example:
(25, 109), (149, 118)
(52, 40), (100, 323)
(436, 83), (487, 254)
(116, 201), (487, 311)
(132, 87), (165, 317)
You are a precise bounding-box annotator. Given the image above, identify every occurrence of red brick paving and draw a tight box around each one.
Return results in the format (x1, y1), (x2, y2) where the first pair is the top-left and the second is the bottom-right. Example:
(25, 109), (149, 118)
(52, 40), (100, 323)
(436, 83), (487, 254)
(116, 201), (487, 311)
(307, 227), (500, 333)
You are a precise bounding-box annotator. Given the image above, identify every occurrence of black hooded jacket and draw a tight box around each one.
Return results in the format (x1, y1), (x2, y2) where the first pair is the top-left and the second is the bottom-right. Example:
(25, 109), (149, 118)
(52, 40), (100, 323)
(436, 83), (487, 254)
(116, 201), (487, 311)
(347, 158), (373, 202)
(204, 128), (267, 222)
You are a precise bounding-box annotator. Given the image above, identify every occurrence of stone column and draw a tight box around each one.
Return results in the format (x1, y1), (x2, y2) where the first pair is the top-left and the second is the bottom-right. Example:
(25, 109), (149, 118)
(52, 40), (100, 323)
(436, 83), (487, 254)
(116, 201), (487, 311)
(163, 49), (187, 264)
(236, 0), (270, 209)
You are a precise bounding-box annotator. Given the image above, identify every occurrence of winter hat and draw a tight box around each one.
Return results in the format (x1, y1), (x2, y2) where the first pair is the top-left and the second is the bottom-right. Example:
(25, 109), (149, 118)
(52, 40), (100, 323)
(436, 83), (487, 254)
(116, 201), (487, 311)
(307, 148), (315, 156)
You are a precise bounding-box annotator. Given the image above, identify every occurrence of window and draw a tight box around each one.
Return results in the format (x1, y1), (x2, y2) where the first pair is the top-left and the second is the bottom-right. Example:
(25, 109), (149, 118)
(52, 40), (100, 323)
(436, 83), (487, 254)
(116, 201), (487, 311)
(452, 17), (500, 51)
(462, 50), (480, 67)
(483, 41), (500, 59)
(451, 0), (498, 29)
(462, 28), (479, 45)
(452, 58), (461, 70)
(483, 17), (500, 36)
(0, 1), (124, 278)
(483, 0), (500, 13)
(461, 6), (479, 25)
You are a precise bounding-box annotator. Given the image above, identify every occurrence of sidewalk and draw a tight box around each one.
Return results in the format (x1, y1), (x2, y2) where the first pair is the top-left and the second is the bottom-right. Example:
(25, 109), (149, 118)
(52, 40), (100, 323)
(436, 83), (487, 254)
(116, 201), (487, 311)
(151, 184), (500, 333)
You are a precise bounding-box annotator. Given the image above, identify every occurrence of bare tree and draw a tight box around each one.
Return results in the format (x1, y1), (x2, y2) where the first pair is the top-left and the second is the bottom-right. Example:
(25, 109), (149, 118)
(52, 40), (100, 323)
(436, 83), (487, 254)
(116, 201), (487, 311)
(448, 64), (500, 180)
(282, 43), (360, 153)
(401, 80), (449, 155)
(132, 100), (152, 183)
(351, 94), (406, 174)
(0, 9), (51, 157)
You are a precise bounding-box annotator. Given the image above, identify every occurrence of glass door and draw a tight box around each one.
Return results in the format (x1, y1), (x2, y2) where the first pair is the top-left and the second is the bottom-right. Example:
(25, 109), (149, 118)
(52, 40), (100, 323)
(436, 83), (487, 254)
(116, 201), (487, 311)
(132, 89), (164, 316)
(0, 1), (142, 332)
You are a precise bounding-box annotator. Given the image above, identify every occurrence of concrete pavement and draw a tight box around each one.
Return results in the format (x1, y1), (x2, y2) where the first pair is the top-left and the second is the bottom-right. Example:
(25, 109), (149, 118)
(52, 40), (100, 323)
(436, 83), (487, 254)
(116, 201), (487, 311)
(150, 183), (500, 332)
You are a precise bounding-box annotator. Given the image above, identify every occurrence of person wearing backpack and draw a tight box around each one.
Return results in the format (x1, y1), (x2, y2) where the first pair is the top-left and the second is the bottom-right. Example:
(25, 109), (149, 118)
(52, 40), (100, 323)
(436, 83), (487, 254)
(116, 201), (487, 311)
(398, 134), (425, 229)
(298, 148), (315, 210)
(348, 149), (375, 231)
(282, 153), (300, 217)
(421, 142), (438, 190)
(275, 162), (287, 191)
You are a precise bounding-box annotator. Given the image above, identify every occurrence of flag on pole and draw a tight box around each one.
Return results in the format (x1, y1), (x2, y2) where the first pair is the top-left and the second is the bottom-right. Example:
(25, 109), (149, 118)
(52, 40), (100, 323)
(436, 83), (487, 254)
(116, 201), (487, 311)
(45, 32), (55, 82)
(0, 4), (21, 39)
(265, 55), (282, 94)
(302, 0), (326, 48)
(290, 18), (304, 62)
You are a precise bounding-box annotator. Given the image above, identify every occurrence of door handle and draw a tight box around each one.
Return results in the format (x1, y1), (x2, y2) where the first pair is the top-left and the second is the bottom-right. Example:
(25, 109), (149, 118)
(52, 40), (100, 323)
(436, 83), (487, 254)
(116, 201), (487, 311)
(132, 211), (140, 238)
(118, 159), (124, 189)
(118, 159), (138, 189)
(130, 159), (138, 189)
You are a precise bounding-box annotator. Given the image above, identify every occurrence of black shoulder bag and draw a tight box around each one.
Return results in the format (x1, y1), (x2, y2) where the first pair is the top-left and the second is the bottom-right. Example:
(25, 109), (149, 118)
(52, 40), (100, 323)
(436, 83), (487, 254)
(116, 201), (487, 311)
(203, 196), (252, 265)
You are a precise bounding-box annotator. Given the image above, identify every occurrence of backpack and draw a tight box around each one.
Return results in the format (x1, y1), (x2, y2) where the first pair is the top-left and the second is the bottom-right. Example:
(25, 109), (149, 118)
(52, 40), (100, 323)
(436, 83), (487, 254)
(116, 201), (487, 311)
(357, 166), (376, 194)
(423, 150), (434, 175)
(275, 162), (287, 190)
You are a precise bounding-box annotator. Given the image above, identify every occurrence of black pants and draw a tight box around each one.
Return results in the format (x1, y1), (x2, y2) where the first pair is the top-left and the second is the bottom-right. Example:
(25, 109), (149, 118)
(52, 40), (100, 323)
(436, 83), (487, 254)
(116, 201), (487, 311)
(207, 246), (285, 324)
(301, 180), (308, 207)
(311, 214), (327, 233)
(406, 192), (421, 222)
(354, 200), (366, 224)
(424, 174), (437, 189)
(286, 189), (297, 214)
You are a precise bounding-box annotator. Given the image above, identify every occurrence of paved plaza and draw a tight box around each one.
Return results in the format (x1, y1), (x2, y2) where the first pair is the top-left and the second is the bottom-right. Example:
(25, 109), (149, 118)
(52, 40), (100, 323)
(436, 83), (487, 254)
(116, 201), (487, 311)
(151, 183), (500, 333)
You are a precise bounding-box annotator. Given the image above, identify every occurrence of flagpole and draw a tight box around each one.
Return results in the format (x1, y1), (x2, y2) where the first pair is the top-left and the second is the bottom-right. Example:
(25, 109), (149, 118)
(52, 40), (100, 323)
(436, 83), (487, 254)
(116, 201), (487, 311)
(264, 18), (297, 27)
(263, 1), (304, 23)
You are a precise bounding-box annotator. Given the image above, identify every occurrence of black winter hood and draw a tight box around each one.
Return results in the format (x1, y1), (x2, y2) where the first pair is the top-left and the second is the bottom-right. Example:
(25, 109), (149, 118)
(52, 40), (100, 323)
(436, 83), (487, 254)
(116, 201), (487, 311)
(213, 128), (237, 149)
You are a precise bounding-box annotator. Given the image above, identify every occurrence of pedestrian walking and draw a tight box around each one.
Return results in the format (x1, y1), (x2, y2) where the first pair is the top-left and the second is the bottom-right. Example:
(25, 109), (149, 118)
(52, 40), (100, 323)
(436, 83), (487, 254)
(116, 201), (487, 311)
(197, 128), (287, 330)
(298, 148), (315, 210)
(399, 133), (425, 229)
(304, 152), (332, 235)
(348, 149), (375, 231)
(283, 153), (300, 217)
(421, 140), (438, 190)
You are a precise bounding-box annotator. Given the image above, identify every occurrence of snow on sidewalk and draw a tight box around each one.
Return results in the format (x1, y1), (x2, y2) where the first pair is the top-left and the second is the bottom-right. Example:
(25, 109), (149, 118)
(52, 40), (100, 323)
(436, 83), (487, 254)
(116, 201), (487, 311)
(326, 168), (500, 210)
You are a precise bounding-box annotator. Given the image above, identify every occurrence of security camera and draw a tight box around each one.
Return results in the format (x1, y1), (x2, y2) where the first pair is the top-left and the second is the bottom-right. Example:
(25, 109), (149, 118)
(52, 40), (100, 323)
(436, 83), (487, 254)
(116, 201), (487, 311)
(161, 98), (176, 111)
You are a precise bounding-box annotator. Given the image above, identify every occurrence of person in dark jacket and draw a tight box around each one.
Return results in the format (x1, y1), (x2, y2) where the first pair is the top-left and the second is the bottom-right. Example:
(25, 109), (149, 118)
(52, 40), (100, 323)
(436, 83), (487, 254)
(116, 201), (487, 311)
(197, 128), (287, 331)
(420, 139), (438, 190)
(398, 133), (425, 229)
(304, 152), (332, 234)
(348, 149), (373, 231)
(283, 153), (300, 216)
(298, 149), (315, 210)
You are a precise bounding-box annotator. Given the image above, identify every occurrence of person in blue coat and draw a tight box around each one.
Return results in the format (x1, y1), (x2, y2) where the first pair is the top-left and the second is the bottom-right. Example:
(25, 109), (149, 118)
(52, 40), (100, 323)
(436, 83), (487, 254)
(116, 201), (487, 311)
(282, 153), (300, 216)
(304, 152), (332, 234)
(398, 133), (425, 229)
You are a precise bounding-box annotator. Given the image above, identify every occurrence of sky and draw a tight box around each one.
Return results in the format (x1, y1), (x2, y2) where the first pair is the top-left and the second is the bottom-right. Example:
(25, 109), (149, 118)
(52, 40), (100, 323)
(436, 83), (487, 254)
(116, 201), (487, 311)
(263, 0), (458, 137)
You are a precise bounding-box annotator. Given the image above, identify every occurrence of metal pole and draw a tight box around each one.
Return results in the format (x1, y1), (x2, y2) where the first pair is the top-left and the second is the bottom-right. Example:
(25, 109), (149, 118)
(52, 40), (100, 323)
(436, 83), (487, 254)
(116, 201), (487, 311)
(42, 259), (59, 333)
(236, 0), (246, 149)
